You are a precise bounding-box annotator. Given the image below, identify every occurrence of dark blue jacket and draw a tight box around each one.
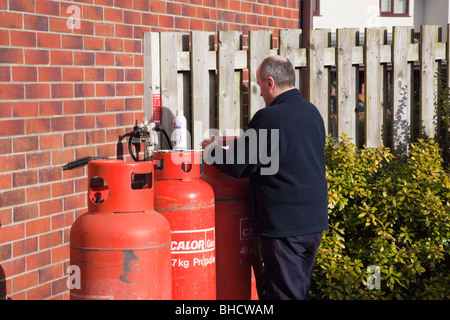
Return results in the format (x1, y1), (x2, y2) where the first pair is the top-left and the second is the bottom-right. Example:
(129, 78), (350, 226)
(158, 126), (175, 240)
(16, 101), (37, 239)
(208, 88), (328, 237)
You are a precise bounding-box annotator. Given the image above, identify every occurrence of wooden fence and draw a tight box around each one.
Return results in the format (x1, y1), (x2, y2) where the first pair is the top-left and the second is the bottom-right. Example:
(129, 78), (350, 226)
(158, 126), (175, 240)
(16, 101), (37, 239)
(143, 26), (450, 155)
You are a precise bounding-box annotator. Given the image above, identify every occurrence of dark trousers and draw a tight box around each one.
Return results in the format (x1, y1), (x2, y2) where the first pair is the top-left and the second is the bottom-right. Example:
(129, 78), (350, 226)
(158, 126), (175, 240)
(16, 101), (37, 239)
(260, 232), (323, 300)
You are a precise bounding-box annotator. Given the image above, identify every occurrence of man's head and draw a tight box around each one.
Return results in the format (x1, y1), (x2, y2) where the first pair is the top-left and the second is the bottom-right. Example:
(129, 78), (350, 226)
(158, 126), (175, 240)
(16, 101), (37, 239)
(256, 55), (296, 106)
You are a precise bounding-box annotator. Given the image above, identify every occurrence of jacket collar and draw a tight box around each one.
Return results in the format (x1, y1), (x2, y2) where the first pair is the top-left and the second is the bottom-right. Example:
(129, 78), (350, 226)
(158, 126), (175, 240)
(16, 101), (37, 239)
(269, 88), (300, 107)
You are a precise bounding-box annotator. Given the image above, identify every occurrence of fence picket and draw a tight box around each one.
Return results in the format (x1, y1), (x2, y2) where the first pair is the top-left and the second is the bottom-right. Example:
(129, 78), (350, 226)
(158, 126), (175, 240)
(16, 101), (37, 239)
(144, 25), (449, 154)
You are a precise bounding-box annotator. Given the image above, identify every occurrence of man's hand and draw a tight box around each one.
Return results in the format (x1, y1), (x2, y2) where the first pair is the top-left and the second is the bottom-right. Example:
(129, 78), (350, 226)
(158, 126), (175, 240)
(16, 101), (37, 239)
(200, 136), (218, 150)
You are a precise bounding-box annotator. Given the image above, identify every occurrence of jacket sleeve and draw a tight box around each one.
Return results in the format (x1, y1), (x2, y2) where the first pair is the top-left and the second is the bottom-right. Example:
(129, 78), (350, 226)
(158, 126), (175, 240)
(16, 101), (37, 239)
(206, 110), (269, 179)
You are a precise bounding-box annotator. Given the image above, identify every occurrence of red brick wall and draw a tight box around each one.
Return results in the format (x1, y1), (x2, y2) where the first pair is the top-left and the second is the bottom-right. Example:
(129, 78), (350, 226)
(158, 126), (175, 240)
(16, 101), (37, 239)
(0, 0), (299, 300)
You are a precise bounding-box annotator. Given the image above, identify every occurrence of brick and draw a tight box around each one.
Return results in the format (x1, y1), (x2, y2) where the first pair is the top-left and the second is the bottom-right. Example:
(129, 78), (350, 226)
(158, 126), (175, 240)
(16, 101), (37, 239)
(13, 203), (39, 222)
(0, 48), (23, 64)
(104, 7), (123, 22)
(116, 112), (134, 126)
(51, 277), (68, 297)
(61, 35), (83, 49)
(83, 5), (103, 20)
(13, 101), (39, 117)
(26, 151), (51, 169)
(51, 244), (69, 264)
(26, 216), (50, 237)
(51, 180), (73, 198)
(0, 11), (23, 29)
(0, 173), (12, 190)
(142, 12), (158, 27)
(39, 263), (63, 285)
(39, 198), (62, 216)
(84, 36), (103, 51)
(39, 100), (62, 116)
(25, 49), (50, 65)
(115, 0), (132, 9)
(115, 24), (132, 38)
(0, 66), (10, 81)
(0, 154), (25, 172)
(63, 100), (84, 114)
(0, 119), (25, 136)
(13, 271), (39, 293)
(39, 134), (63, 150)
(125, 69), (141, 81)
(73, 20), (95, 36)
(50, 50), (72, 65)
(125, 97), (142, 111)
(26, 184), (51, 203)
(85, 129), (106, 144)
(124, 10), (141, 24)
(75, 115), (95, 129)
(63, 193), (85, 211)
(13, 136), (39, 153)
(63, 131), (85, 147)
(0, 29), (9, 46)
(51, 148), (74, 166)
(37, 32), (61, 49)
(27, 282), (52, 300)
(39, 166), (62, 183)
(36, 0), (60, 16)
(11, 30), (37, 47)
(96, 83), (115, 97)
(9, 0), (35, 13)
(51, 83), (74, 99)
(85, 67), (104, 81)
(0, 84), (23, 100)
(26, 250), (51, 271)
(74, 51), (95, 66)
(133, 0), (149, 11)
(159, 15), (174, 28)
(51, 116), (73, 131)
(24, 14), (49, 31)
(86, 99), (105, 113)
(95, 52), (115, 66)
(13, 237), (38, 257)
(0, 188), (26, 208)
(0, 243), (12, 261)
(51, 212), (74, 230)
(0, 137), (12, 154)
(74, 83), (95, 97)
(94, 22), (114, 37)
(105, 68), (124, 81)
(26, 84), (50, 99)
(49, 17), (69, 33)
(96, 113), (115, 128)
(134, 82), (144, 95)
(116, 83), (133, 96)
(26, 118), (51, 134)
(105, 38), (123, 51)
(0, 223), (25, 243)
(115, 53), (133, 66)
(38, 66), (62, 81)
(105, 98), (124, 111)
(12, 66), (38, 82)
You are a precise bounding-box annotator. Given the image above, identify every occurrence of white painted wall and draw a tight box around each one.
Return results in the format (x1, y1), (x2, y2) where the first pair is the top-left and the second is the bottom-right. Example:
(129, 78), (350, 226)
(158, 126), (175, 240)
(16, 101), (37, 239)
(313, 0), (450, 39)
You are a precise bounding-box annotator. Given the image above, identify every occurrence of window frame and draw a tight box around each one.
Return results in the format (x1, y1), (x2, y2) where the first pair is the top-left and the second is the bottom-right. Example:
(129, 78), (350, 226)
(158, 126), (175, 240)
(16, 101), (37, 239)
(313, 0), (320, 16)
(379, 0), (410, 17)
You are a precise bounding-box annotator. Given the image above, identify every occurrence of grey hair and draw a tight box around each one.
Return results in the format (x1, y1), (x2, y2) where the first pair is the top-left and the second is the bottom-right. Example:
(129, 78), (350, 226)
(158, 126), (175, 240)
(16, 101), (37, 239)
(258, 56), (295, 89)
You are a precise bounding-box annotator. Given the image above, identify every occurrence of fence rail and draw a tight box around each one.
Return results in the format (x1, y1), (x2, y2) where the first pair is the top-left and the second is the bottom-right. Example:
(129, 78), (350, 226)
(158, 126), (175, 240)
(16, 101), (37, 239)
(144, 26), (450, 154)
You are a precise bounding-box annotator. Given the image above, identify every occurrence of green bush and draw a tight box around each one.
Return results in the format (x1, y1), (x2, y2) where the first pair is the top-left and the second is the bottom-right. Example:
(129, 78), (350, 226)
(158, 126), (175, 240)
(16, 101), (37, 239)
(310, 135), (450, 300)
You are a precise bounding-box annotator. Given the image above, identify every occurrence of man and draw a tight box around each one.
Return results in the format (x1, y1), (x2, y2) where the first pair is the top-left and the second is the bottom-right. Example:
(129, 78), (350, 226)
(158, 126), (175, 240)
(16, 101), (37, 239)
(202, 55), (328, 300)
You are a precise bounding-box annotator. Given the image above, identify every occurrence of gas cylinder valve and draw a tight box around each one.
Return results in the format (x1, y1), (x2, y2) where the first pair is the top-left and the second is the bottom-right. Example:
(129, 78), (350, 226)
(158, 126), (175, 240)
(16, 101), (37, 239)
(129, 117), (159, 161)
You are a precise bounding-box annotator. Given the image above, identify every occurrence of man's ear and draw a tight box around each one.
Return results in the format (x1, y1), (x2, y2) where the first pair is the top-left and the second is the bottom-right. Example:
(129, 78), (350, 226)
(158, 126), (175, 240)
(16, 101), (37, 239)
(267, 76), (275, 89)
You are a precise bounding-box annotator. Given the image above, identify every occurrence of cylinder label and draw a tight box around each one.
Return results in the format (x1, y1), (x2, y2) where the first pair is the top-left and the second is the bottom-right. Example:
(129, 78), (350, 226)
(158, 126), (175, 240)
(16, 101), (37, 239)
(171, 228), (215, 254)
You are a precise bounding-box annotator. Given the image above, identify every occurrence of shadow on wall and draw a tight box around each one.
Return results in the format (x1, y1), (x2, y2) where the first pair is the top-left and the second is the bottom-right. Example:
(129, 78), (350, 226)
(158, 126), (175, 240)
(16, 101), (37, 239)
(0, 264), (10, 300)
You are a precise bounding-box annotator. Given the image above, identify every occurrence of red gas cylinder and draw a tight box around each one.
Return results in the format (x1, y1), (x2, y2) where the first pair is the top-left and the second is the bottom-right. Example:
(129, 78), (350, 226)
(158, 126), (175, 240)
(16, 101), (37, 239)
(69, 160), (172, 300)
(200, 137), (260, 300)
(153, 150), (215, 300)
